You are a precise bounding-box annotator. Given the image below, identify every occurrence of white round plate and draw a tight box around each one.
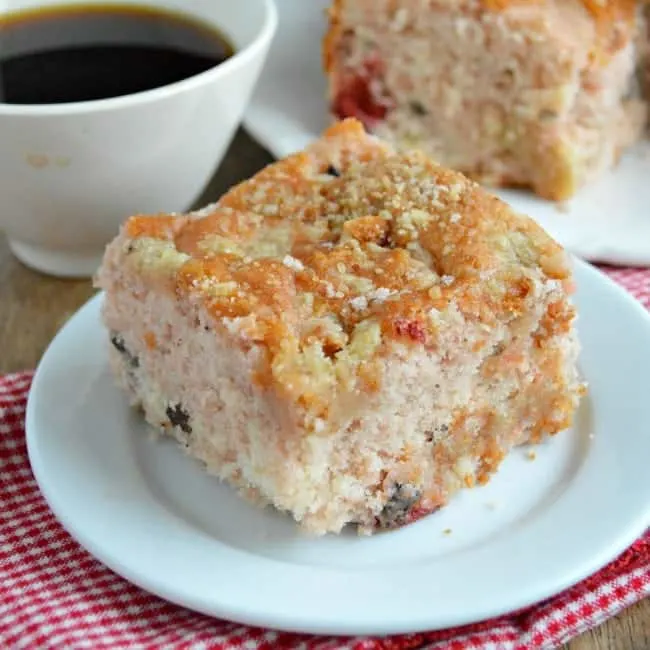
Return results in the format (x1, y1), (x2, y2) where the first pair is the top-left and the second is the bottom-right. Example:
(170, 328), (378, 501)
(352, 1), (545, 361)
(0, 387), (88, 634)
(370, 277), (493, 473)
(26, 259), (650, 636)
(242, 0), (650, 267)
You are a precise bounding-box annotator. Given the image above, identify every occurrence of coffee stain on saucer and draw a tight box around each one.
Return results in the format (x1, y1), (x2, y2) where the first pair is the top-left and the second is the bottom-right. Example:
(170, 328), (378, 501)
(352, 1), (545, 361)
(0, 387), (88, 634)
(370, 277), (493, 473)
(25, 153), (50, 169)
(25, 154), (72, 169)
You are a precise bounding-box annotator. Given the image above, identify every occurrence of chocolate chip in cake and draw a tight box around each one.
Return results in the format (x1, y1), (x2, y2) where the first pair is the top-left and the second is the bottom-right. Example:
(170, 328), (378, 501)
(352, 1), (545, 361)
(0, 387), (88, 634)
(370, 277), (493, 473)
(378, 231), (392, 248)
(374, 483), (422, 529)
(166, 403), (192, 434)
(409, 100), (428, 116)
(110, 334), (126, 353)
(326, 164), (340, 177)
(425, 423), (449, 443)
(110, 333), (139, 368)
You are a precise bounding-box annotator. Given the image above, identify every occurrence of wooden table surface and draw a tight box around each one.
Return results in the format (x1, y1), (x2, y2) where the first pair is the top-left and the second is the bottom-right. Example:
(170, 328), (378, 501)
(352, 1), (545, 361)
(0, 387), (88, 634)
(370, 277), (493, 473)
(0, 129), (647, 650)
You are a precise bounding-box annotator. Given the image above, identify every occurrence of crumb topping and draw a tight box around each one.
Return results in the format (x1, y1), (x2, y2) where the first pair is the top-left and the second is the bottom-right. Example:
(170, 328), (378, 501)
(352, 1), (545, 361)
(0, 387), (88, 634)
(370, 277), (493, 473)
(119, 119), (572, 424)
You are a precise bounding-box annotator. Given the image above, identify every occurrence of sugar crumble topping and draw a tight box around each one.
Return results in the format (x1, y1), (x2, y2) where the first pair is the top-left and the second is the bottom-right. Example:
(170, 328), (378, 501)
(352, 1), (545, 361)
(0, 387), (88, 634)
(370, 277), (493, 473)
(282, 255), (305, 272)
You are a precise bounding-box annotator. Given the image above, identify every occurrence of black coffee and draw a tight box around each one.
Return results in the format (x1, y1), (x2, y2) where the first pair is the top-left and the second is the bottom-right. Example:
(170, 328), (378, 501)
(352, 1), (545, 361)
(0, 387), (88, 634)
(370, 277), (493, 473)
(0, 4), (234, 104)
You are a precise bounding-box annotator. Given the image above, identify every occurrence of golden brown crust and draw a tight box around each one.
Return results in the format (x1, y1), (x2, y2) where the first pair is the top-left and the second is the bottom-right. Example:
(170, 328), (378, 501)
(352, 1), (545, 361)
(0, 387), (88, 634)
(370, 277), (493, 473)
(322, 0), (344, 74)
(119, 118), (572, 420)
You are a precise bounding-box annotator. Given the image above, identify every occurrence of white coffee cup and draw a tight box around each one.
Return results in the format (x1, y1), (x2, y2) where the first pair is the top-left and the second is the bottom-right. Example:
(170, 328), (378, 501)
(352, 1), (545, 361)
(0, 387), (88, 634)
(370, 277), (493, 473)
(0, 0), (277, 278)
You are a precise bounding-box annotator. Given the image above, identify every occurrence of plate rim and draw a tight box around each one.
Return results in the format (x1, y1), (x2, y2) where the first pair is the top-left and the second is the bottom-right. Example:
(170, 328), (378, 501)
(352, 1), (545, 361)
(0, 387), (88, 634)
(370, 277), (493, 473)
(25, 258), (650, 636)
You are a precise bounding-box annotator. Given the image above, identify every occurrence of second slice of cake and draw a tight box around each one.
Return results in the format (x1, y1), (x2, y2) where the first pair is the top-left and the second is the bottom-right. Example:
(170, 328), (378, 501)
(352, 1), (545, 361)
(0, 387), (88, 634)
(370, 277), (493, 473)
(324, 0), (647, 201)
(96, 119), (584, 536)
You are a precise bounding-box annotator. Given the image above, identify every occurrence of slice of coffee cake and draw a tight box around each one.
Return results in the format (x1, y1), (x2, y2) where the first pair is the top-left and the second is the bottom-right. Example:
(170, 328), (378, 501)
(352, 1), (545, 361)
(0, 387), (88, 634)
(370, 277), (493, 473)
(96, 118), (584, 535)
(324, 0), (647, 201)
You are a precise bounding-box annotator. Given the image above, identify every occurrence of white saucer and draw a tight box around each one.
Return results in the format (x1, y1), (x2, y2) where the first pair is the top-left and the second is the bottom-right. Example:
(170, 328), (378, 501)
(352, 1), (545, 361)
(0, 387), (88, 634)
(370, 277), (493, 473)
(26, 259), (650, 636)
(242, 0), (650, 267)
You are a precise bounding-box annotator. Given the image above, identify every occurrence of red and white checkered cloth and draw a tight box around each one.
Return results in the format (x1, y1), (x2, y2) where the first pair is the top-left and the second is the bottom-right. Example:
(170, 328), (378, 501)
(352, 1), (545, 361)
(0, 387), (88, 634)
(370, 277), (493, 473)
(1, 266), (649, 650)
